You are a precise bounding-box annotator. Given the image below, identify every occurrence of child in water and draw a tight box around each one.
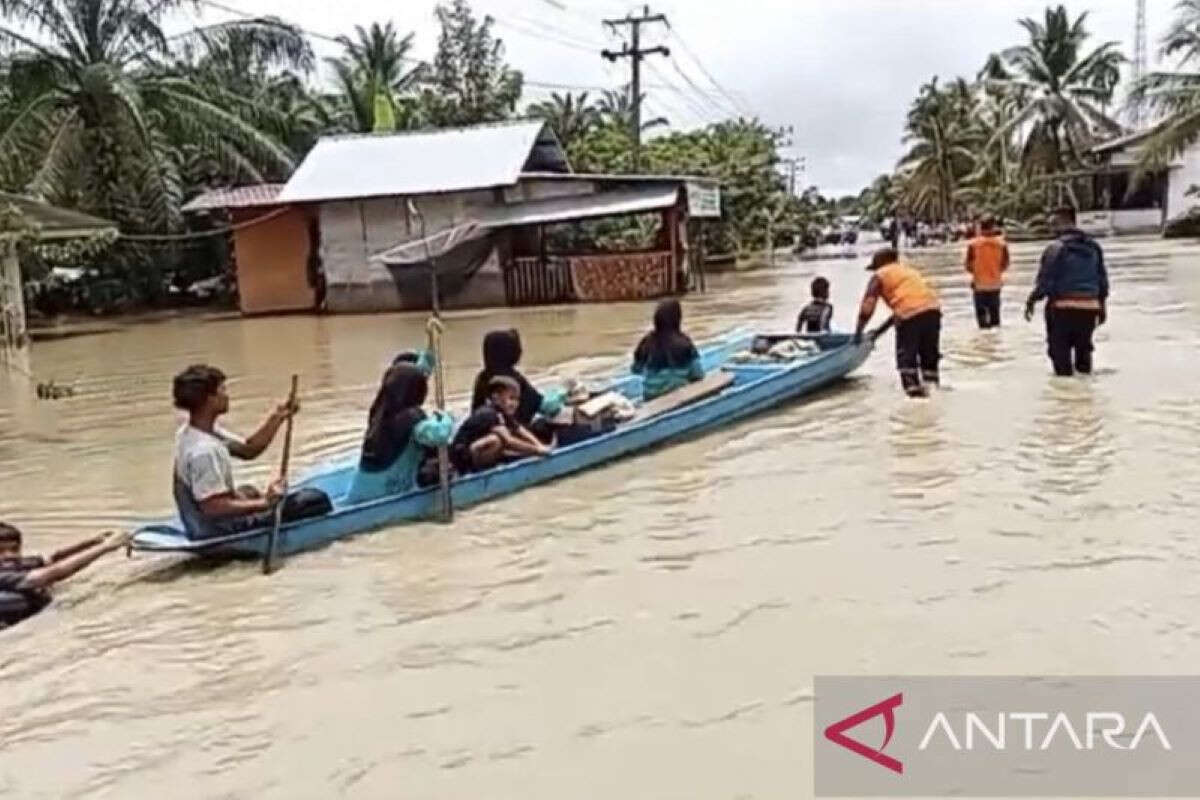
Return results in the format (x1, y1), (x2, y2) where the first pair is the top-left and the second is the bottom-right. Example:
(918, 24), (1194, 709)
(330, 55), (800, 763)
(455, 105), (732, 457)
(451, 376), (551, 474)
(796, 277), (833, 333)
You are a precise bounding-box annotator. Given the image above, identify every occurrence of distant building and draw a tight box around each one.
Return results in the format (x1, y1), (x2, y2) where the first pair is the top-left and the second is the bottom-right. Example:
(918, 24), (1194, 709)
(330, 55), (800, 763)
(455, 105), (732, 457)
(1, 193), (115, 356)
(185, 120), (720, 315)
(1081, 131), (1196, 235)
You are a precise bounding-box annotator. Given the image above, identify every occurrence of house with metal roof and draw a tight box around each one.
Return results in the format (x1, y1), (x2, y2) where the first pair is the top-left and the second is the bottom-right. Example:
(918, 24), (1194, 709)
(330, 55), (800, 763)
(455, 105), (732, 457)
(1, 193), (116, 357)
(184, 119), (720, 315)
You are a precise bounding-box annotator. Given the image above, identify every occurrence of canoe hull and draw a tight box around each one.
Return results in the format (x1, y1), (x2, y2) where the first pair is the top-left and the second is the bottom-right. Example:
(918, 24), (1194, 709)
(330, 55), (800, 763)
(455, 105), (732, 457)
(132, 332), (872, 558)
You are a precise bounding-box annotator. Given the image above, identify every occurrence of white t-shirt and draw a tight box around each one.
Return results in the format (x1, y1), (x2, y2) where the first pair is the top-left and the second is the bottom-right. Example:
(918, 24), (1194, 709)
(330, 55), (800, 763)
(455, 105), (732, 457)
(174, 424), (245, 502)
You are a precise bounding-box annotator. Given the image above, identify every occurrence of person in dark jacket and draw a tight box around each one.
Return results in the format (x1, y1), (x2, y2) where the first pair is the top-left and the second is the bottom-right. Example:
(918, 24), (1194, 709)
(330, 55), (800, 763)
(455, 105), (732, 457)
(632, 299), (705, 400)
(1024, 207), (1109, 376)
(469, 330), (565, 430)
(1, 523), (130, 629)
(344, 362), (453, 503)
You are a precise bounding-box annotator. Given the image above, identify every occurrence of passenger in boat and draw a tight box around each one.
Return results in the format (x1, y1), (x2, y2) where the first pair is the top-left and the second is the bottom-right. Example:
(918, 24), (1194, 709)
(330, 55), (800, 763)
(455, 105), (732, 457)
(171, 364), (325, 540)
(0, 523), (131, 629)
(344, 362), (454, 503)
(631, 299), (704, 401)
(855, 248), (942, 398)
(452, 375), (551, 473)
(470, 329), (565, 441)
(796, 277), (834, 333)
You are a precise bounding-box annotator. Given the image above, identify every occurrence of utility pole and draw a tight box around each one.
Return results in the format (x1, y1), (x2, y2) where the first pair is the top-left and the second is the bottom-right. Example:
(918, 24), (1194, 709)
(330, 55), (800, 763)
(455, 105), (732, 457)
(1132, 0), (1148, 128)
(602, 5), (669, 171)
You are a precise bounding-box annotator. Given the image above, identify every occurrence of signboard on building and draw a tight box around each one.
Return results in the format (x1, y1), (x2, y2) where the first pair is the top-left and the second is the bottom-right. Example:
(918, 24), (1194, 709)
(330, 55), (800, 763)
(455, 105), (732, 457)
(687, 182), (722, 218)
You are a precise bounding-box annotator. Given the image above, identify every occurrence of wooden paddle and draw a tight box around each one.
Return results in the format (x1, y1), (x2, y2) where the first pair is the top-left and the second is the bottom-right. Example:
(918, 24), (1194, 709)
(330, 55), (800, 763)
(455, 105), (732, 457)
(426, 317), (453, 524)
(263, 374), (298, 575)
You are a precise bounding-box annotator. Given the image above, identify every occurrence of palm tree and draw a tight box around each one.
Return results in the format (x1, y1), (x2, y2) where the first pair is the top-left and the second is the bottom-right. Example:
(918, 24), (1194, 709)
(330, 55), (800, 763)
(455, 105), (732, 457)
(897, 78), (981, 221)
(325, 22), (425, 133)
(595, 86), (667, 133)
(1128, 0), (1200, 165)
(526, 91), (597, 149)
(0, 0), (310, 232)
(985, 5), (1125, 174)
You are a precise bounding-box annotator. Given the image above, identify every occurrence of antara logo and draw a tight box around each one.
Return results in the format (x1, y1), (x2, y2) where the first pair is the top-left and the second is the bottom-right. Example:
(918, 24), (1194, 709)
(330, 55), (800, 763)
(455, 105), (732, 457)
(823, 693), (904, 774)
(918, 711), (1173, 751)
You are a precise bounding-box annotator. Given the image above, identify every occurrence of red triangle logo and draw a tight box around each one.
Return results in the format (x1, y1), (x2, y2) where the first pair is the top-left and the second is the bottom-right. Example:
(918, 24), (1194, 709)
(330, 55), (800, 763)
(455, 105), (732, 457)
(823, 692), (904, 774)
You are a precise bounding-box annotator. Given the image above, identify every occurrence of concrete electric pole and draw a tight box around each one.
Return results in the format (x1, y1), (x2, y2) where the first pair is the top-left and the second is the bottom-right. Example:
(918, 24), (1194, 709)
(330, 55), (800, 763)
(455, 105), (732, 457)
(602, 6), (669, 171)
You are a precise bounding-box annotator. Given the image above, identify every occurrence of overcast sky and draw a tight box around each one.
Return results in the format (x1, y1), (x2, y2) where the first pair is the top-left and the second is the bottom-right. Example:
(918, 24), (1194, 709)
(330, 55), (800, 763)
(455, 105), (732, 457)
(185, 0), (1173, 196)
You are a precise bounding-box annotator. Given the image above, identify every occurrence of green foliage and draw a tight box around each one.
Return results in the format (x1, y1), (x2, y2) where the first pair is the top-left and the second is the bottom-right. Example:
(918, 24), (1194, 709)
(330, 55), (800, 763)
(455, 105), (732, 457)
(324, 22), (425, 134)
(526, 91), (598, 151)
(420, 0), (523, 127)
(870, 4), (1125, 223)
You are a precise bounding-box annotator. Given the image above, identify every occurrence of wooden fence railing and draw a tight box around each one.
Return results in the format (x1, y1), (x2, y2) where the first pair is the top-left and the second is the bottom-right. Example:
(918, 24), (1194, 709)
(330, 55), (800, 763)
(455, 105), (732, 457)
(504, 251), (675, 307)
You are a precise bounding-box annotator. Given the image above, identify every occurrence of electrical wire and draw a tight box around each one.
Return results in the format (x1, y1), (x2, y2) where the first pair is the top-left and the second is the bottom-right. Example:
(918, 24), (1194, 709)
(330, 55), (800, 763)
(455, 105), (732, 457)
(118, 206), (292, 242)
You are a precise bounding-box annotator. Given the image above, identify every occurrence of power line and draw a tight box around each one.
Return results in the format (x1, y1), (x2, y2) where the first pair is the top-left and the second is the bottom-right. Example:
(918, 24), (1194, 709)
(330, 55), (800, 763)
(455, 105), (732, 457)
(667, 56), (740, 119)
(644, 60), (718, 125)
(665, 25), (755, 118)
(491, 17), (598, 53)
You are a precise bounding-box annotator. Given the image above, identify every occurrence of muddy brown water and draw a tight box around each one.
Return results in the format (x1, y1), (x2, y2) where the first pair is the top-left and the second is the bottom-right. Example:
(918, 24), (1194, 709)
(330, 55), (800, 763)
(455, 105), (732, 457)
(2, 236), (1200, 798)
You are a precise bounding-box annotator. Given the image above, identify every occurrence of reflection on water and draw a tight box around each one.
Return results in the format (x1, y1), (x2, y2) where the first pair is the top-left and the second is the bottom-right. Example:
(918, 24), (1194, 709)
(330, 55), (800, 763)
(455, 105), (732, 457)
(3, 236), (1200, 798)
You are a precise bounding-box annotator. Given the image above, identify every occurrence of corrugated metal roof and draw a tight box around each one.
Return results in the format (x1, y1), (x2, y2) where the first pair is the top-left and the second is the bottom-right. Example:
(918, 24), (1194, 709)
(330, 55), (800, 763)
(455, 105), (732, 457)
(521, 171), (718, 185)
(278, 121), (566, 204)
(0, 192), (116, 241)
(476, 184), (680, 228)
(183, 184), (285, 212)
(371, 185), (681, 266)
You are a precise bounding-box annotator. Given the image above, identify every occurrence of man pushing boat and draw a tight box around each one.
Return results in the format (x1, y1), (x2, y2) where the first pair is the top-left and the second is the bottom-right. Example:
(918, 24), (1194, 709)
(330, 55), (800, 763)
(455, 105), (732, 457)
(854, 247), (942, 398)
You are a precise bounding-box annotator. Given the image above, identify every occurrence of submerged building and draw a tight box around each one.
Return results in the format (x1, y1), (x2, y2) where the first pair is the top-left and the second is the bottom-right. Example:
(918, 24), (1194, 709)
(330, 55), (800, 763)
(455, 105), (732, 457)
(185, 120), (721, 315)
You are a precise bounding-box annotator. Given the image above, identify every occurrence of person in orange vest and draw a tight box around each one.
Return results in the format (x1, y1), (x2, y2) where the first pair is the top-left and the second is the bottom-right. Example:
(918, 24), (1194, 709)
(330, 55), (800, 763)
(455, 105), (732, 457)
(964, 216), (1010, 329)
(855, 248), (942, 397)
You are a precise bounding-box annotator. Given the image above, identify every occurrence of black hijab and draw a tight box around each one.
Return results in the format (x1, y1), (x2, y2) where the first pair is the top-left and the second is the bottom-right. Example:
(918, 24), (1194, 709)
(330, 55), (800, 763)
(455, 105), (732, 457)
(359, 363), (429, 472)
(470, 328), (543, 424)
(634, 299), (698, 370)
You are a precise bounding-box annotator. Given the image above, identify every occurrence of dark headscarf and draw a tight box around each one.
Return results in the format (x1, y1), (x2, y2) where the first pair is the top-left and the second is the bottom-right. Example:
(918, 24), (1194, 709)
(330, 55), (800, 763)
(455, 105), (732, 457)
(634, 299), (698, 371)
(359, 364), (428, 472)
(470, 328), (543, 424)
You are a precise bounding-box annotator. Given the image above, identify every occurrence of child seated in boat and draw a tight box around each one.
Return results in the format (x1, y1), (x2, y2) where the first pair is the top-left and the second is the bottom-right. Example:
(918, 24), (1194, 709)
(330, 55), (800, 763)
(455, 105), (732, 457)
(344, 362), (454, 503)
(631, 299), (704, 401)
(452, 376), (551, 474)
(796, 277), (833, 333)
(470, 329), (566, 442)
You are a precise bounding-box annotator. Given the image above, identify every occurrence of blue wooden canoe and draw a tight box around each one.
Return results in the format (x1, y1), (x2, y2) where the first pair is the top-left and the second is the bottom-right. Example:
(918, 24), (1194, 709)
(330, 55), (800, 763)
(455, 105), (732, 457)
(131, 330), (874, 558)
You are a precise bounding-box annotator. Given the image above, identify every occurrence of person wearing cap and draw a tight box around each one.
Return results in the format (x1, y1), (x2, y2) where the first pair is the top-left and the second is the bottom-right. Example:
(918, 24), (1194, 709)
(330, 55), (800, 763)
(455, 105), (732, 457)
(965, 217), (1010, 329)
(451, 375), (551, 474)
(854, 248), (942, 398)
(1024, 206), (1108, 376)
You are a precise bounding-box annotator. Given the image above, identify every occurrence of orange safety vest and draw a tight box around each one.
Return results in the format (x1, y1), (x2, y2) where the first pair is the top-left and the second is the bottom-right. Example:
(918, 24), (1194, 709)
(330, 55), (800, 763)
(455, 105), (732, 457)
(967, 235), (1007, 291)
(874, 261), (940, 320)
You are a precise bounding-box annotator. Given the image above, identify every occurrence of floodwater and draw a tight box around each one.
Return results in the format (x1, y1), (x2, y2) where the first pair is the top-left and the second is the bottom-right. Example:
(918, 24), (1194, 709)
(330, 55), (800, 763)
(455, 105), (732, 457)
(2, 236), (1200, 799)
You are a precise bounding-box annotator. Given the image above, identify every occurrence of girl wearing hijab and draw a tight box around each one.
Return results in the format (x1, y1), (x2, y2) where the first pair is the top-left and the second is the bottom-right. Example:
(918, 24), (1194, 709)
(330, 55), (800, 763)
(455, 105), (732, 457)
(469, 329), (565, 426)
(344, 363), (454, 503)
(632, 299), (705, 400)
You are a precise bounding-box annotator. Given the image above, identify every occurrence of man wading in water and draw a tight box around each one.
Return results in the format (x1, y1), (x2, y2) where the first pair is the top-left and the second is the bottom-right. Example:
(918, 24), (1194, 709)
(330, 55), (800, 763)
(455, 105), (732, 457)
(965, 216), (1009, 328)
(855, 248), (942, 398)
(1024, 206), (1109, 376)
